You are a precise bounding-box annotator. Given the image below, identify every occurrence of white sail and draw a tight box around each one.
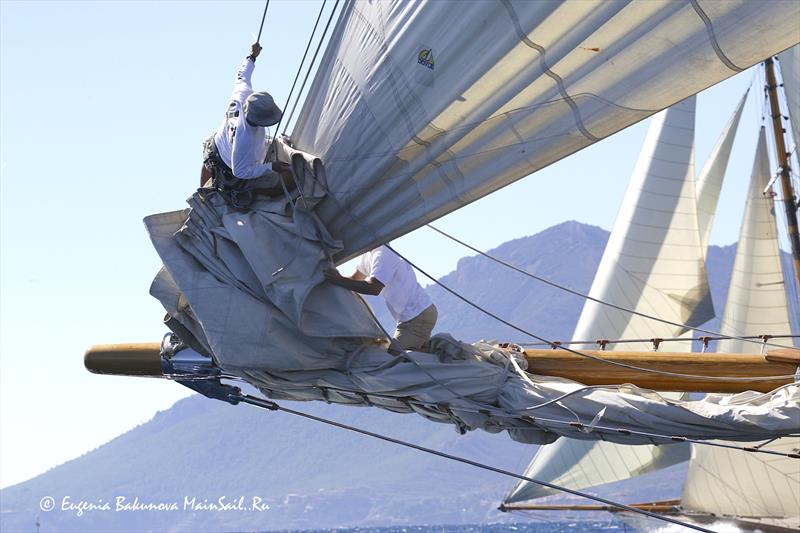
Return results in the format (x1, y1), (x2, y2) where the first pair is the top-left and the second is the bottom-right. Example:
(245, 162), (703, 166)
(681, 438), (800, 520)
(716, 128), (794, 353)
(696, 90), (747, 252)
(506, 98), (708, 503)
(292, 0), (800, 260)
(778, 45), (800, 154)
(681, 129), (799, 520)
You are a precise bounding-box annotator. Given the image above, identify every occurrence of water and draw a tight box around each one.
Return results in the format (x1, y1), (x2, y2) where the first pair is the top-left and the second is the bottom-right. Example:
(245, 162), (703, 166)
(274, 522), (631, 533)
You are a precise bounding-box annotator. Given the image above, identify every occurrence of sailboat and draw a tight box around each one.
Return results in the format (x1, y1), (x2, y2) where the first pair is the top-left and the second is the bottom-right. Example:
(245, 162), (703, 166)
(500, 48), (800, 531)
(83, 1), (800, 526)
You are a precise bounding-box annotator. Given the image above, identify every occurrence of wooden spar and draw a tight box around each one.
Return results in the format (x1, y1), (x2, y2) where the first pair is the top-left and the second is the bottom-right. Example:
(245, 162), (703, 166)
(765, 56), (800, 288)
(85, 342), (799, 394)
(523, 348), (800, 393)
(85, 343), (163, 377)
(500, 498), (680, 513)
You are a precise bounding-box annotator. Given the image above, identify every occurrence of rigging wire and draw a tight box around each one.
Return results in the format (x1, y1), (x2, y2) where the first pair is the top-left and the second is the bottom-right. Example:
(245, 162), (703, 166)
(385, 243), (797, 382)
(282, 0), (341, 134)
(514, 334), (798, 348)
(342, 296), (798, 458)
(299, 167), (796, 383)
(270, 0), (328, 141)
(425, 223), (797, 351)
(245, 374), (800, 459)
(255, 0), (270, 43)
(232, 392), (717, 533)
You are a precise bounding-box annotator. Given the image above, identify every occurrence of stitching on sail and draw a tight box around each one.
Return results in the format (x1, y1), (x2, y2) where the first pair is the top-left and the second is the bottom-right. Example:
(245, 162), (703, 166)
(498, 0), (600, 142)
(690, 0), (745, 73)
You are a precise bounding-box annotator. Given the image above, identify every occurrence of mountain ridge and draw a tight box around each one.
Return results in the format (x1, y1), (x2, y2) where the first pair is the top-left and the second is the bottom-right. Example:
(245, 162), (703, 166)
(0, 221), (742, 532)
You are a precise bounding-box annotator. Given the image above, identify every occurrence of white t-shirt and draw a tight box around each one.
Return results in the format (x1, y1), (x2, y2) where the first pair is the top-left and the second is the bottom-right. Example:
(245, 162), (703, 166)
(213, 57), (274, 179)
(357, 246), (432, 323)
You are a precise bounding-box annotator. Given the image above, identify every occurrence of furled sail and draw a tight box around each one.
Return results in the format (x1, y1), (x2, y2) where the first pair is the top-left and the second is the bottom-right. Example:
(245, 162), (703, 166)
(292, 0), (800, 260)
(681, 128), (799, 521)
(778, 45), (800, 154)
(505, 97), (710, 503)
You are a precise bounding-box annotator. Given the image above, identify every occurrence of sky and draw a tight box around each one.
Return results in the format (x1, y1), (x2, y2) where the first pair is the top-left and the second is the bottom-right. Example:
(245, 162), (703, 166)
(0, 0), (789, 489)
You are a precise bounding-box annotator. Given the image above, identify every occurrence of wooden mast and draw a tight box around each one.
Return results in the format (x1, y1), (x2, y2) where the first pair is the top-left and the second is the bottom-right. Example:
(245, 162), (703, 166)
(764, 56), (800, 288)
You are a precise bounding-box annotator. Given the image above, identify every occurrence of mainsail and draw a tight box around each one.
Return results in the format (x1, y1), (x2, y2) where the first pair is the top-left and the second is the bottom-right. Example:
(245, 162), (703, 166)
(292, 0), (800, 261)
(506, 95), (723, 504)
(680, 128), (799, 524)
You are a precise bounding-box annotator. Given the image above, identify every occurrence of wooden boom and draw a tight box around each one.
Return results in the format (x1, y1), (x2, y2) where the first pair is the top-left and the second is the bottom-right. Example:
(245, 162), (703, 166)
(524, 348), (800, 393)
(84, 343), (799, 394)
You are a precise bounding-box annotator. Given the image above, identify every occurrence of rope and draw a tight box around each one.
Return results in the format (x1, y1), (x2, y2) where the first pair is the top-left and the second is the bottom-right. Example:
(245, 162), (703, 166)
(516, 335), (798, 348)
(282, 0), (341, 134)
(270, 0), (328, 140)
(232, 392), (717, 533)
(426, 224), (797, 351)
(385, 244), (797, 383)
(255, 0), (270, 43)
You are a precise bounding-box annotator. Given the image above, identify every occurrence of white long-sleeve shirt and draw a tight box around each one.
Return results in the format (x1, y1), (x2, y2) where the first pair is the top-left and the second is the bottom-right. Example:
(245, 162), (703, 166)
(213, 57), (273, 179)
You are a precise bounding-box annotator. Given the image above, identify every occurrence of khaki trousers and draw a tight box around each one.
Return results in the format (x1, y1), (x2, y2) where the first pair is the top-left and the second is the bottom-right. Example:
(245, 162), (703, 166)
(393, 304), (438, 351)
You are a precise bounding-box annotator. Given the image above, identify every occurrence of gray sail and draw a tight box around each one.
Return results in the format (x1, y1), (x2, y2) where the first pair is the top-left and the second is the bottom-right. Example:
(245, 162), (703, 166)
(292, 0), (800, 259)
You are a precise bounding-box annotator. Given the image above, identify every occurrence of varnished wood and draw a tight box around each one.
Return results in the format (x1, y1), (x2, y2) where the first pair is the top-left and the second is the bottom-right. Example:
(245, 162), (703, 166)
(523, 348), (799, 393)
(500, 498), (680, 513)
(83, 342), (799, 393)
(84, 343), (163, 377)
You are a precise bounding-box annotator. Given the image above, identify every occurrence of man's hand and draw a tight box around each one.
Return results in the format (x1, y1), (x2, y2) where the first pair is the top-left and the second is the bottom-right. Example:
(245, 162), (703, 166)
(249, 42), (262, 59)
(324, 268), (344, 282)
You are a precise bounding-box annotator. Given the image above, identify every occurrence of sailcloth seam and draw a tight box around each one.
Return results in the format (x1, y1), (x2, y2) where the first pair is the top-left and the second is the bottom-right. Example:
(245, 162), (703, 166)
(499, 0), (600, 142)
(690, 0), (745, 73)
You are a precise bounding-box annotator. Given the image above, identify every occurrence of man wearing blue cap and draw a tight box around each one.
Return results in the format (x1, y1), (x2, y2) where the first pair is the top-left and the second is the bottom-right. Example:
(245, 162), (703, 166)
(201, 42), (290, 192)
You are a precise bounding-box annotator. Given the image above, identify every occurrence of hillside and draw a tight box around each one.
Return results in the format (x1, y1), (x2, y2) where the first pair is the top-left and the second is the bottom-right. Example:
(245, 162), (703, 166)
(0, 221), (741, 532)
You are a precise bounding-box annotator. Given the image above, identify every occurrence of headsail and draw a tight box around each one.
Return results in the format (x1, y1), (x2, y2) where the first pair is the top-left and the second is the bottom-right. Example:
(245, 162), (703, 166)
(680, 128), (799, 521)
(506, 97), (711, 503)
(695, 90), (748, 252)
(292, 0), (800, 260)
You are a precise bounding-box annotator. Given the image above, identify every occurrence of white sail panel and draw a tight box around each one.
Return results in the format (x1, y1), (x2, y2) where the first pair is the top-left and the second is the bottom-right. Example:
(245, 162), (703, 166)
(681, 128), (799, 521)
(568, 97), (712, 346)
(505, 100), (706, 503)
(778, 45), (800, 154)
(696, 91), (747, 252)
(505, 429), (691, 503)
(681, 438), (800, 519)
(716, 128), (794, 353)
(292, 0), (800, 259)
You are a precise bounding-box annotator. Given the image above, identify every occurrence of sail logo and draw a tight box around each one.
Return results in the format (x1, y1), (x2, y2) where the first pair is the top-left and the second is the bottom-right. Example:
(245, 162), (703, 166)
(417, 48), (434, 70)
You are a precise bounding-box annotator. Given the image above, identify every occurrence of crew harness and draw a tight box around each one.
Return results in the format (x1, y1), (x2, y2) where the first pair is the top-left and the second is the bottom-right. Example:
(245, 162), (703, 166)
(202, 136), (294, 209)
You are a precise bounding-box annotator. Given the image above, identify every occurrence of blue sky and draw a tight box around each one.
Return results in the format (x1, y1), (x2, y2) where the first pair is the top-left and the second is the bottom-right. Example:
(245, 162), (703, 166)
(0, 0), (775, 488)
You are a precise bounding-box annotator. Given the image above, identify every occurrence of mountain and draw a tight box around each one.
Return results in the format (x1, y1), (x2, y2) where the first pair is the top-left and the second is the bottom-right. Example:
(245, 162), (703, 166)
(0, 221), (740, 532)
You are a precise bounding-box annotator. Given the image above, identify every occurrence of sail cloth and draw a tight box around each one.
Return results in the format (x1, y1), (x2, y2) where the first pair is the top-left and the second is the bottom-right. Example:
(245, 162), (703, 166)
(679, 129), (800, 521)
(507, 98), (708, 503)
(145, 178), (800, 445)
(292, 0), (800, 261)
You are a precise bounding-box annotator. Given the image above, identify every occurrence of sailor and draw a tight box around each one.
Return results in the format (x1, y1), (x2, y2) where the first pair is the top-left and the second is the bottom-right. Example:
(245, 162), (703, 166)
(200, 42), (291, 201)
(325, 245), (438, 353)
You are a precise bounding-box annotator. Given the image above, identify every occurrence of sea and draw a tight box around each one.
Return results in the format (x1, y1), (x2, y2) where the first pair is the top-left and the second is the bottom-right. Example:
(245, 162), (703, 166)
(273, 521), (669, 533)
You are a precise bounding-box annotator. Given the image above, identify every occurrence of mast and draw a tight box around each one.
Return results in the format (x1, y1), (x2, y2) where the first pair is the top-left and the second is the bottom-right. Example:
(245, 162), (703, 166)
(764, 57), (800, 288)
